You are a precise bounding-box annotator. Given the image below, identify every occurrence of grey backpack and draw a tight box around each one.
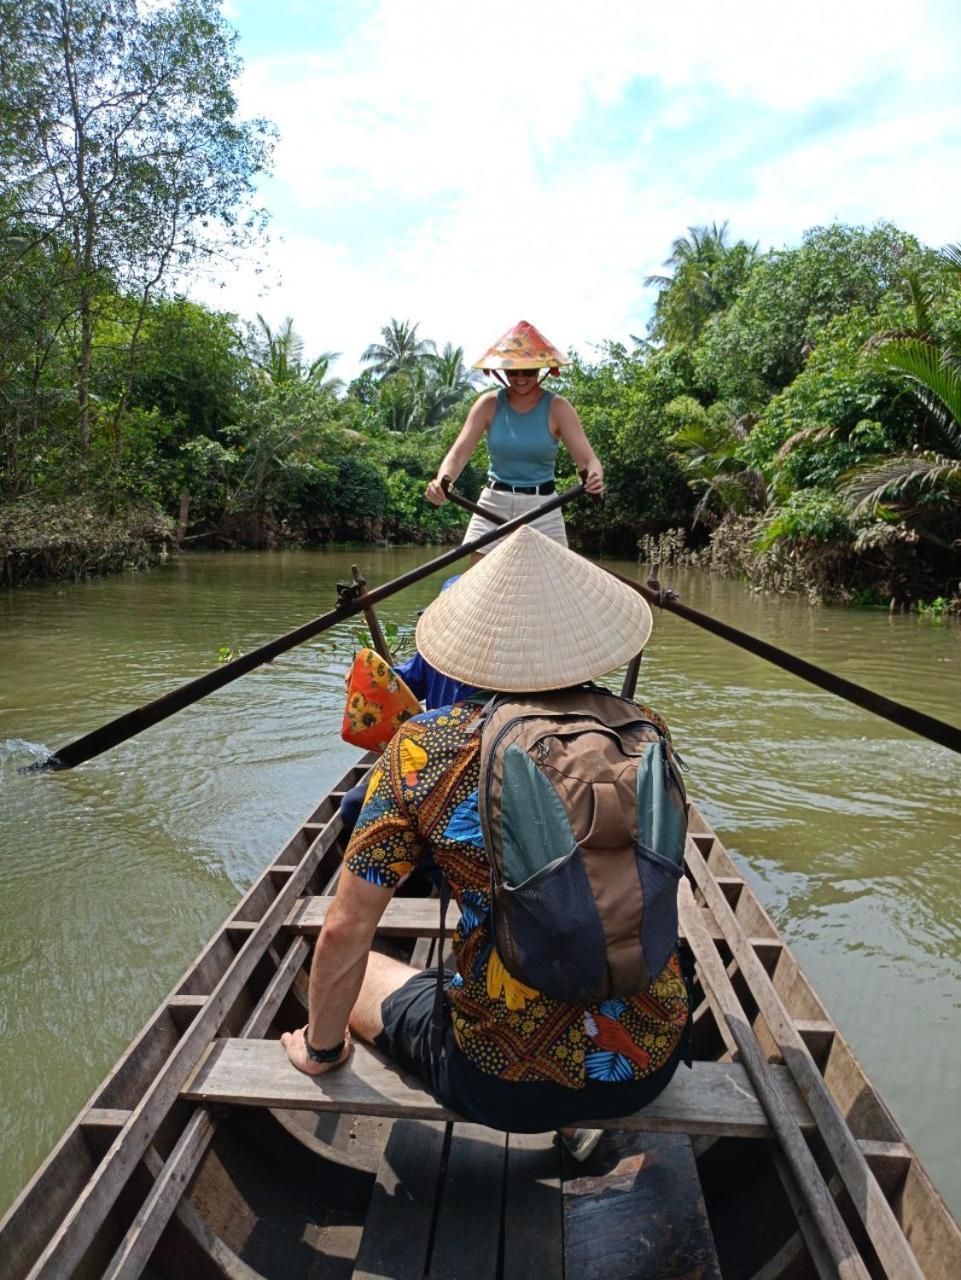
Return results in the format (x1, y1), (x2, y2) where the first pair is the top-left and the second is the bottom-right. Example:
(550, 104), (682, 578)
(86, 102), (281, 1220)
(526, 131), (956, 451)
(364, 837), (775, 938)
(477, 687), (687, 1005)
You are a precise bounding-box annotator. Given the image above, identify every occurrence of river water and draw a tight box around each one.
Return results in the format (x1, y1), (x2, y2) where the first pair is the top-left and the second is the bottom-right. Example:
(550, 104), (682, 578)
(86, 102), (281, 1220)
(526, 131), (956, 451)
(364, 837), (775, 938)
(1, 547), (959, 1221)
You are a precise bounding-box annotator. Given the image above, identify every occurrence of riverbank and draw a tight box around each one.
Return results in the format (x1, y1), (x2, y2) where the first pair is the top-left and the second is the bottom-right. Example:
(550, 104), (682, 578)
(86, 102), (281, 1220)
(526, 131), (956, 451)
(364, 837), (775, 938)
(0, 497), (173, 587)
(0, 484), (467, 588)
(5, 495), (960, 619)
(638, 520), (961, 614)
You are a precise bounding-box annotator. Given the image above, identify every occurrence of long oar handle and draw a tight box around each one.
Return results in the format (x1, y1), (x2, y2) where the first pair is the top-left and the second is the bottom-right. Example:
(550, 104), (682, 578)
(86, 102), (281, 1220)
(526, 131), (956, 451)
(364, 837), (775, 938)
(436, 482), (961, 755)
(440, 472), (595, 522)
(607, 566), (961, 755)
(440, 478), (503, 523)
(30, 481), (586, 772)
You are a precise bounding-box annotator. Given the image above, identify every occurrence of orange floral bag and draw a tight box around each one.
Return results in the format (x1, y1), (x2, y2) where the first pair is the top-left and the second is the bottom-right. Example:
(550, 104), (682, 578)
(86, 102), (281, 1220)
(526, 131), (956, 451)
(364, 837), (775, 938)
(341, 649), (422, 750)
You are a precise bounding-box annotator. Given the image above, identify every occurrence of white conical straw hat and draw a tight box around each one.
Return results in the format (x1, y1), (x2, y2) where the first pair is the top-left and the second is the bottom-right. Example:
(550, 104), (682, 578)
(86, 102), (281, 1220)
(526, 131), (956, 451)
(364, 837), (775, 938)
(415, 526), (653, 692)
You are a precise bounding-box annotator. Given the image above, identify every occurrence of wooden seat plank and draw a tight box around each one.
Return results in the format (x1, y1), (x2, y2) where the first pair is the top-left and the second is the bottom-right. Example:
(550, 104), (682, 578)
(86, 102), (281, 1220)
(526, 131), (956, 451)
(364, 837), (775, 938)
(428, 1124), (506, 1279)
(287, 895), (461, 936)
(352, 1120), (448, 1280)
(288, 893), (728, 942)
(563, 1131), (722, 1280)
(183, 1039), (814, 1139)
(503, 1131), (563, 1280)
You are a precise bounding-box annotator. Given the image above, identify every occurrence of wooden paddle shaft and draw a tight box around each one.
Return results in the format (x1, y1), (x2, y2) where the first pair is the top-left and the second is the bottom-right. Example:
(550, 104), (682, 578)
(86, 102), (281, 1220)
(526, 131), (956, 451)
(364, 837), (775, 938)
(350, 565), (394, 664)
(33, 482), (585, 771)
(439, 483), (961, 756)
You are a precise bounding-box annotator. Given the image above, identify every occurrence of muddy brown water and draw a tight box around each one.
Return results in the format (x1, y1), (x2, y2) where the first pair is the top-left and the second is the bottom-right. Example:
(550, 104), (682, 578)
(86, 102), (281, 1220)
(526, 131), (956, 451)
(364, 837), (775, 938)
(1, 547), (959, 1218)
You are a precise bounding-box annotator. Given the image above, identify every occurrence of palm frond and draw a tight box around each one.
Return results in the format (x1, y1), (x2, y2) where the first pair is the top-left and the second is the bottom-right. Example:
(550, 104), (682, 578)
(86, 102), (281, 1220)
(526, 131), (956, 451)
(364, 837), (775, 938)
(841, 452), (961, 515)
(775, 424), (837, 463)
(902, 267), (936, 335)
(864, 337), (961, 448)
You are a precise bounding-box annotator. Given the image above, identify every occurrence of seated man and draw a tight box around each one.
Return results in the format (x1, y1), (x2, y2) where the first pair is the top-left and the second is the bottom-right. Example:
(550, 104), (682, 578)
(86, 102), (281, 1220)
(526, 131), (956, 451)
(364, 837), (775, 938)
(284, 527), (690, 1137)
(338, 575), (474, 832)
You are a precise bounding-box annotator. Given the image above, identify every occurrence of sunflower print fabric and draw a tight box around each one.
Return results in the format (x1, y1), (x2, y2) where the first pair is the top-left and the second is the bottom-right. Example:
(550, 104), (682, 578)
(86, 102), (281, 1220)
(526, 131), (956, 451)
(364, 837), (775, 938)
(341, 648), (422, 750)
(343, 702), (689, 1088)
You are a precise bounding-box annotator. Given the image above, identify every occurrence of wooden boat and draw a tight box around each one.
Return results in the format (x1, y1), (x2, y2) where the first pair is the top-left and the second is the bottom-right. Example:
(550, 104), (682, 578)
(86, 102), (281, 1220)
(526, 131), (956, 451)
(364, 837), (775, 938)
(2, 751), (959, 1280)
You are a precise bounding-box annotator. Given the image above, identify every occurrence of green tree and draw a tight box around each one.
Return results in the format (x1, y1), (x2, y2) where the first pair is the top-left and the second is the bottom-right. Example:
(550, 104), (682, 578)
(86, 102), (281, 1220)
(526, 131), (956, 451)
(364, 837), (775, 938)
(361, 318), (435, 379)
(187, 380), (344, 544)
(250, 314), (341, 391)
(695, 223), (924, 406)
(645, 221), (758, 347)
(842, 247), (961, 547)
(427, 342), (478, 401)
(124, 299), (246, 441)
(370, 349), (475, 435)
(667, 397), (766, 525)
(0, 0), (273, 446)
(0, 216), (79, 496)
(554, 345), (693, 551)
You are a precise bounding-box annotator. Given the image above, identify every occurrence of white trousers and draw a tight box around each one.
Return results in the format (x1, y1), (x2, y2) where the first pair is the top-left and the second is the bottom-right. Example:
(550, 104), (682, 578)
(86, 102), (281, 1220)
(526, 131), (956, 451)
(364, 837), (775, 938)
(461, 486), (568, 555)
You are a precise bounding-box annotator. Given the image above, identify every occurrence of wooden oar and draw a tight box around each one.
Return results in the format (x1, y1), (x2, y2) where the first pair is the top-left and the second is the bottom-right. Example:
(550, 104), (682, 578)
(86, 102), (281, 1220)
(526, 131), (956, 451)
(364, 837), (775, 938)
(350, 564), (393, 663)
(26, 481), (586, 772)
(439, 481), (961, 755)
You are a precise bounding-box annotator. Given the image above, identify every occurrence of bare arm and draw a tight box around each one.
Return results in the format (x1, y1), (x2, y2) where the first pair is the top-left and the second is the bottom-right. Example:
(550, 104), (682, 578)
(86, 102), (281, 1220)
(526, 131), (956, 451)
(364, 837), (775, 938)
(425, 392), (497, 505)
(551, 396), (604, 494)
(281, 868), (394, 1075)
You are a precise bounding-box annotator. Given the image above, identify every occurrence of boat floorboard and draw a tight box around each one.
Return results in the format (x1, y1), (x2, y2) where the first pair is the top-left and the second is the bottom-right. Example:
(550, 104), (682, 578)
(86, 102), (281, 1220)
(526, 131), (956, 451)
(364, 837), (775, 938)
(349, 1118), (721, 1280)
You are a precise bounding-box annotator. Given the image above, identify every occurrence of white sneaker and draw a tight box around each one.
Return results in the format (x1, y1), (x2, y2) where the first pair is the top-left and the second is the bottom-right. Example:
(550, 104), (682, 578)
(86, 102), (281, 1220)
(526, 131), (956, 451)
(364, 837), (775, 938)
(560, 1127), (603, 1162)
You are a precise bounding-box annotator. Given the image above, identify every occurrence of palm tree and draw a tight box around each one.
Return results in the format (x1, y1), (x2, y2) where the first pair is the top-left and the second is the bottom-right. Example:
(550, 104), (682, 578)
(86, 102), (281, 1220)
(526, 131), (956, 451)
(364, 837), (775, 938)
(644, 222), (734, 290)
(361, 318), (436, 379)
(426, 341), (478, 407)
(251, 315), (342, 391)
(376, 362), (466, 434)
(842, 248), (961, 533)
(667, 398), (766, 525)
(427, 342), (474, 391)
(644, 222), (758, 346)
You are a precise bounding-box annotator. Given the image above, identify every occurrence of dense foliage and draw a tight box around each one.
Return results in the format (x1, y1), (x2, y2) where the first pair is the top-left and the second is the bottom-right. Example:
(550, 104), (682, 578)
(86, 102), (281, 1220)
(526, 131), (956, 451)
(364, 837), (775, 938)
(0, 6), (958, 602)
(644, 222), (961, 606)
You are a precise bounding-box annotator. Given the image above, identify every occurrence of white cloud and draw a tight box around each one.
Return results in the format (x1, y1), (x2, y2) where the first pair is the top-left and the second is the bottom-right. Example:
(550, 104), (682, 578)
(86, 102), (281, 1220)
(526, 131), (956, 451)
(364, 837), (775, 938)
(190, 1), (961, 375)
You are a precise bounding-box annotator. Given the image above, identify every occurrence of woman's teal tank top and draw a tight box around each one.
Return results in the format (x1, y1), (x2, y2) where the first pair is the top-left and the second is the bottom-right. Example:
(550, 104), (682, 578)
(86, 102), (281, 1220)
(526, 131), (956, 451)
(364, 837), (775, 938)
(486, 388), (559, 486)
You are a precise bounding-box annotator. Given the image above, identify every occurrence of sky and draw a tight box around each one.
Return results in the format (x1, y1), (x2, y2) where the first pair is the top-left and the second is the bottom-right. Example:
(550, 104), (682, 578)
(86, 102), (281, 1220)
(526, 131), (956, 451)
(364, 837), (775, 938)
(194, 0), (961, 380)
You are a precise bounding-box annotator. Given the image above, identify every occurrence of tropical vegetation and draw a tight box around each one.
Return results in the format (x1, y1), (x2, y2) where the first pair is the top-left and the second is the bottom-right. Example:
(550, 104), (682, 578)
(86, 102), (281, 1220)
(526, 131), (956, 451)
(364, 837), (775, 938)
(1, 4), (958, 606)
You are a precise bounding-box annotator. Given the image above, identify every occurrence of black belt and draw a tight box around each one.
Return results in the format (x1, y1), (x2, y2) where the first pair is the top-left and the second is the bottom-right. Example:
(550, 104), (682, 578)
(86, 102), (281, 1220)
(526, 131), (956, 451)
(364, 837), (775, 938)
(489, 480), (556, 495)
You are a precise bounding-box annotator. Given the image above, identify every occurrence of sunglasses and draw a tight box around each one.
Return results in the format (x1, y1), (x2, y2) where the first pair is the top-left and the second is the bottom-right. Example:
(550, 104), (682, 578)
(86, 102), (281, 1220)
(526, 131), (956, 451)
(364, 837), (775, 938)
(504, 368), (538, 379)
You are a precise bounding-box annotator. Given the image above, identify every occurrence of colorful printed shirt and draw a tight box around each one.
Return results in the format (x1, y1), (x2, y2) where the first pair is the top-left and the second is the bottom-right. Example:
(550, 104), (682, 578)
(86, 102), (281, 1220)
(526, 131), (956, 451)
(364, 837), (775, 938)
(343, 702), (689, 1088)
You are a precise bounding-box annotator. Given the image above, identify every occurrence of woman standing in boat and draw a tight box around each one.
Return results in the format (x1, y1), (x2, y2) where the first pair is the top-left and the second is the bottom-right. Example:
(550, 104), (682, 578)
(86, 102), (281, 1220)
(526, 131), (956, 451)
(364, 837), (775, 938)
(425, 320), (604, 558)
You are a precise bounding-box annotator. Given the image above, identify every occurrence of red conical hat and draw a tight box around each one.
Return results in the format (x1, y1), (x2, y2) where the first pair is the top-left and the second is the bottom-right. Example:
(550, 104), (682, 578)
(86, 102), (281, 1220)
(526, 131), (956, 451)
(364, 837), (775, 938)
(472, 320), (570, 373)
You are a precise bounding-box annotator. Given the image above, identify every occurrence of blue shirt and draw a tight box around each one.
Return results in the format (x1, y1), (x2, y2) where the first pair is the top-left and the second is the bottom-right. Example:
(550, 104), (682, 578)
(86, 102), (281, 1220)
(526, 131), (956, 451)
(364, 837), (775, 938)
(395, 651), (475, 711)
(487, 388), (559, 487)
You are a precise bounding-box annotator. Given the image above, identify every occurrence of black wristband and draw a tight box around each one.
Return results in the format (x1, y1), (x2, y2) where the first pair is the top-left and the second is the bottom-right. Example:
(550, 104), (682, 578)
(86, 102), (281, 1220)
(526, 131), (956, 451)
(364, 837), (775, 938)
(306, 1037), (345, 1064)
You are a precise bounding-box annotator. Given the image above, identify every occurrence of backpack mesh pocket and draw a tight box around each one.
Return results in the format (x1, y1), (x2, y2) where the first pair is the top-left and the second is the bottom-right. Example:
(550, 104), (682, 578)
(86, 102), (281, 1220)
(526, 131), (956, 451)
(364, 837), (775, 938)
(635, 841), (682, 981)
(493, 845), (608, 1004)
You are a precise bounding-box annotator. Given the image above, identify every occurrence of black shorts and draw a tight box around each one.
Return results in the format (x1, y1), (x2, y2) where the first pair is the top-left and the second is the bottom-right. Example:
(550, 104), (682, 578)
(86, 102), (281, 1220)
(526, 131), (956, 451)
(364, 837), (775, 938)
(374, 968), (688, 1134)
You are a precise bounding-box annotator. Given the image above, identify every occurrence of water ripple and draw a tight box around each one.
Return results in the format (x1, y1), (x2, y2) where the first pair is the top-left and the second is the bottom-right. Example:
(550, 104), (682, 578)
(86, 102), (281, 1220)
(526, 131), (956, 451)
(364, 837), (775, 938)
(0, 739), (55, 774)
